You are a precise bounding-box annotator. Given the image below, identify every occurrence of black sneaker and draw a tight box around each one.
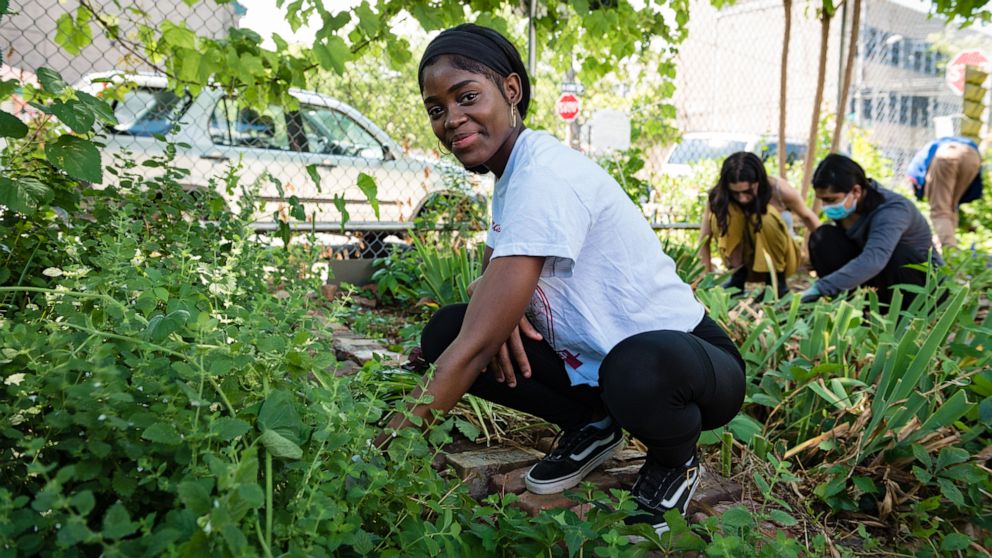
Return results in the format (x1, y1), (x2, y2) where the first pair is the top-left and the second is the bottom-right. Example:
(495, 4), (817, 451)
(524, 421), (623, 495)
(624, 454), (702, 535)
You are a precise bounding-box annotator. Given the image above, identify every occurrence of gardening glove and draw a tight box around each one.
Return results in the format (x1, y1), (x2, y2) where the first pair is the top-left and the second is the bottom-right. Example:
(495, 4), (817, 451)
(800, 283), (821, 304)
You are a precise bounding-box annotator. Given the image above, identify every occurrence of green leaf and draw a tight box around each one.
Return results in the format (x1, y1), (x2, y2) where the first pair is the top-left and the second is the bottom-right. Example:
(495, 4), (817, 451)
(936, 446), (970, 471)
(981, 396), (992, 423)
(142, 422), (182, 445)
(357, 172), (379, 219)
(0, 109), (27, 138)
(70, 490), (96, 515)
(212, 417), (250, 441)
(37, 67), (68, 94)
(258, 429), (303, 459)
(313, 36), (351, 75)
(144, 310), (189, 343)
(918, 390), (972, 436)
(162, 22), (197, 50)
(102, 503), (137, 540)
(288, 195), (306, 221)
(0, 79), (17, 100)
(50, 99), (96, 134)
(305, 163), (322, 193)
(237, 484), (264, 508)
(45, 134), (102, 183)
(76, 91), (118, 125)
(941, 533), (971, 551)
(727, 414), (763, 445)
(454, 418), (479, 441)
(0, 0), (8, 15)
(938, 478), (964, 507)
(720, 506), (754, 529)
(332, 193), (349, 230)
(768, 509), (797, 527)
(56, 518), (93, 547)
(0, 176), (53, 213)
(257, 390), (302, 444)
(53, 11), (93, 56)
(911, 444), (932, 468)
(177, 480), (212, 515)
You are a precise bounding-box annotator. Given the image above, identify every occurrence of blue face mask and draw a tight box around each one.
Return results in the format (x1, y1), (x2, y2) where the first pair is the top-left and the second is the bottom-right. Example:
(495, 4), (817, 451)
(822, 193), (856, 221)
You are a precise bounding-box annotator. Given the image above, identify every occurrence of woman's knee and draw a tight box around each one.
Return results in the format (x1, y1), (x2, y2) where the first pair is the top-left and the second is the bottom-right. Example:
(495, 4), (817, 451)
(420, 303), (468, 363)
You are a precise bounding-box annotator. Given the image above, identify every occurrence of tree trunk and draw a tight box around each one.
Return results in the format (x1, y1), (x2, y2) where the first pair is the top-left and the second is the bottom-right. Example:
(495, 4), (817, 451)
(778, 0), (792, 178)
(831, 0), (861, 153)
(800, 7), (833, 201)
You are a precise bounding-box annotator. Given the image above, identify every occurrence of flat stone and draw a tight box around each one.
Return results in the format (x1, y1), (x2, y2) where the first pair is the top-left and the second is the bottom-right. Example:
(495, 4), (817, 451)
(490, 465), (531, 495)
(614, 447), (646, 462)
(332, 336), (404, 365)
(333, 360), (361, 377)
(514, 490), (577, 516)
(446, 447), (542, 499)
(603, 463), (642, 488)
(320, 283), (338, 301)
(447, 447), (541, 477)
(687, 472), (743, 514)
(510, 471), (620, 515)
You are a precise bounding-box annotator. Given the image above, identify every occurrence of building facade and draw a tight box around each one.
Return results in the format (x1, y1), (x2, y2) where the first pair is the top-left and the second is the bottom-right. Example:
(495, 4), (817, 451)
(673, 0), (992, 178)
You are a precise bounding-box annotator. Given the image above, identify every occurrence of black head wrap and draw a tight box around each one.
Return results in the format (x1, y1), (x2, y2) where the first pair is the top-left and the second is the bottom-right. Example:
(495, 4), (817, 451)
(418, 23), (531, 119)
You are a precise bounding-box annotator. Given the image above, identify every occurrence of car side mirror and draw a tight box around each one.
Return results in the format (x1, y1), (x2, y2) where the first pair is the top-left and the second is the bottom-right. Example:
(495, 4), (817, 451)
(382, 145), (395, 161)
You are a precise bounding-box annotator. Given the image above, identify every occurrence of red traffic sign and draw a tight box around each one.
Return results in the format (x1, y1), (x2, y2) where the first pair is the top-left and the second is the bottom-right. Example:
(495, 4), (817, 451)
(946, 49), (989, 95)
(556, 93), (580, 121)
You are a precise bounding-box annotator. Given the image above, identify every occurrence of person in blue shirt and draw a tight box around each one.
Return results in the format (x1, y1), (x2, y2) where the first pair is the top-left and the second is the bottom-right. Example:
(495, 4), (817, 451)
(905, 136), (982, 250)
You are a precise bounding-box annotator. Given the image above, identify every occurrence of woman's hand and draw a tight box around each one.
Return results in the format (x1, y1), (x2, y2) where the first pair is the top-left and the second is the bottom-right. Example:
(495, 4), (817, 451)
(486, 316), (543, 388)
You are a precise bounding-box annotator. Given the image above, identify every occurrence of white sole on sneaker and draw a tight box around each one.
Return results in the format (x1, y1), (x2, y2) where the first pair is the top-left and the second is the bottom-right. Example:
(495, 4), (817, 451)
(524, 436), (624, 495)
(627, 465), (705, 542)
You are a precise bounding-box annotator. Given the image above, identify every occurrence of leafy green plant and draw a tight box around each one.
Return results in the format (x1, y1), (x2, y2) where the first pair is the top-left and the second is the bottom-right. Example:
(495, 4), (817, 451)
(411, 235), (485, 306)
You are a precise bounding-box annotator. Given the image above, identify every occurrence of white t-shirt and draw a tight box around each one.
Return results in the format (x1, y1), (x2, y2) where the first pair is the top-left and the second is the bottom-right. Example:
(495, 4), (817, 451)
(486, 129), (705, 387)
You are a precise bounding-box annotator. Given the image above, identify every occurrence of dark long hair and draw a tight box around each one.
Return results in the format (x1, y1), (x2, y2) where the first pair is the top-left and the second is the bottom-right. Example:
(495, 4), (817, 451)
(708, 152), (772, 236)
(812, 154), (884, 215)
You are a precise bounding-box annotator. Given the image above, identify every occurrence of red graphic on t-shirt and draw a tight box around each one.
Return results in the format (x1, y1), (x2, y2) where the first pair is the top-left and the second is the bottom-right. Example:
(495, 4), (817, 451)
(558, 349), (583, 369)
(528, 287), (582, 369)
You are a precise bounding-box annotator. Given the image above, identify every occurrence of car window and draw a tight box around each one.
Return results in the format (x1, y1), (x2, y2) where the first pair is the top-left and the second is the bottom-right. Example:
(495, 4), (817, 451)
(110, 88), (191, 136)
(210, 97), (299, 151)
(668, 138), (747, 165)
(299, 106), (384, 159)
(763, 142), (807, 165)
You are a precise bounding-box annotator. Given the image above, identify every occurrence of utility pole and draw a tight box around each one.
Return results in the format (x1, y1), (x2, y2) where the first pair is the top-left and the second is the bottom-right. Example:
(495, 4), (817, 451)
(528, 0), (537, 76)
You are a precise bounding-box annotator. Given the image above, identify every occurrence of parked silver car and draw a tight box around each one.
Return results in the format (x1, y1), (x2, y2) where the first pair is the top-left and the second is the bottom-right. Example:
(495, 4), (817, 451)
(76, 72), (483, 247)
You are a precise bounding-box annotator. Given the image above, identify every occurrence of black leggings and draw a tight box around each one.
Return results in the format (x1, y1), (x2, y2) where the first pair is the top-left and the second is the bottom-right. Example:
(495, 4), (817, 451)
(420, 304), (746, 467)
(808, 224), (930, 307)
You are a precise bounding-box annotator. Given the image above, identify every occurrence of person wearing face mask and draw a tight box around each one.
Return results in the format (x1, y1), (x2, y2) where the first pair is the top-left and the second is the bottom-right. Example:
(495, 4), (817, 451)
(700, 152), (819, 297)
(802, 154), (941, 306)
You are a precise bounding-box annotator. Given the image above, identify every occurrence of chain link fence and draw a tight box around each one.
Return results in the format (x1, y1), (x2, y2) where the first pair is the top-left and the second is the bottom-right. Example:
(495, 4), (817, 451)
(2, 0), (487, 260)
(4, 0), (991, 258)
(654, 0), (992, 197)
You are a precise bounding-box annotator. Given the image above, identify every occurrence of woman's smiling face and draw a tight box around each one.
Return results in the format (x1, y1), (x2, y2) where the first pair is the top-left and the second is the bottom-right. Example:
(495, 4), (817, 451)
(421, 56), (521, 176)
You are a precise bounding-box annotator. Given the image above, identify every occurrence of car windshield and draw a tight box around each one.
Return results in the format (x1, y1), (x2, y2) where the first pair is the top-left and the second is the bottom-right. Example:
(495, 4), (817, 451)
(111, 88), (191, 136)
(668, 138), (748, 165)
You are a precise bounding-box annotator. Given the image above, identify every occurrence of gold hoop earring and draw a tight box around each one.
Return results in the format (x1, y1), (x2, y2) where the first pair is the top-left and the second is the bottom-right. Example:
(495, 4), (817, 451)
(437, 140), (450, 155)
(509, 104), (517, 128)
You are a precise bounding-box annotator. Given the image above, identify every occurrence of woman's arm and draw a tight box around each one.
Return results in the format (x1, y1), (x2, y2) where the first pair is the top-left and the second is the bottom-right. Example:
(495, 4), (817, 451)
(378, 255), (544, 443)
(776, 177), (820, 232)
(699, 206), (714, 272)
